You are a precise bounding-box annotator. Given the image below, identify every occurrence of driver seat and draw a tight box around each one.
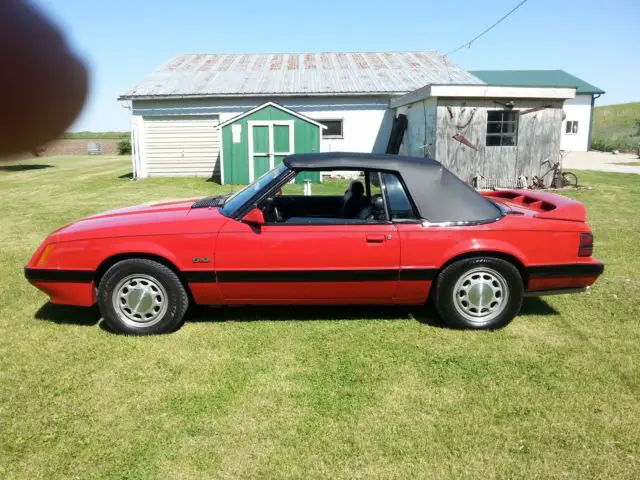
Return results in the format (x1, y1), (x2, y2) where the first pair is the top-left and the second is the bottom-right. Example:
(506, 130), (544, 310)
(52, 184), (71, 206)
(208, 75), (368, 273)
(341, 180), (366, 218)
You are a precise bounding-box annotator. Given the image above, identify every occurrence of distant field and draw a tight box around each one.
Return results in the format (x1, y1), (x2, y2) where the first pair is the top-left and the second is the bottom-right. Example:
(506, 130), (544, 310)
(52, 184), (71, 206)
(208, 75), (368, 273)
(592, 102), (640, 152)
(62, 131), (128, 140)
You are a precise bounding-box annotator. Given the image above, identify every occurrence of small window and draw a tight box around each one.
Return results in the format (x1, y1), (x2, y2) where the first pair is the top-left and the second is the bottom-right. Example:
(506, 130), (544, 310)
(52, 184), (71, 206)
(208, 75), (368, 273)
(381, 173), (417, 221)
(321, 120), (343, 139)
(565, 121), (579, 134)
(486, 110), (519, 146)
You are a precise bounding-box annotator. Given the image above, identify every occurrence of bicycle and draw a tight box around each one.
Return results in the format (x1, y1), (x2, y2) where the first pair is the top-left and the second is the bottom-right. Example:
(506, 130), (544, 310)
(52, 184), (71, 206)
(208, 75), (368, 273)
(532, 151), (578, 189)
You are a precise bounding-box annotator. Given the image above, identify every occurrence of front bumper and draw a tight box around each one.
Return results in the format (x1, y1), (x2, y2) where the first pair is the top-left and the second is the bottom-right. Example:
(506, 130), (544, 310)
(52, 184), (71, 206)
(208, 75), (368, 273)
(25, 267), (96, 306)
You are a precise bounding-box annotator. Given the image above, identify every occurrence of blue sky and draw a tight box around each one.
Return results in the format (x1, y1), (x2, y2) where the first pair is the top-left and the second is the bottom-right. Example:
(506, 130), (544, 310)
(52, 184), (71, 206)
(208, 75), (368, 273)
(33, 0), (640, 131)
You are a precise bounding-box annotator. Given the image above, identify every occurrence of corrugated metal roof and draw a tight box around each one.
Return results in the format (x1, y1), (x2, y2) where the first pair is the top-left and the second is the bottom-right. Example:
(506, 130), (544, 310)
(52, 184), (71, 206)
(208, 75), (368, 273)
(120, 51), (483, 99)
(470, 70), (605, 95)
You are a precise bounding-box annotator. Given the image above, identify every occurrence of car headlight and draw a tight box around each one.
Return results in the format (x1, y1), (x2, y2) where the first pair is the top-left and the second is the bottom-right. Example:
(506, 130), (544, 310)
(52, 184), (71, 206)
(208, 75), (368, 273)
(35, 243), (56, 267)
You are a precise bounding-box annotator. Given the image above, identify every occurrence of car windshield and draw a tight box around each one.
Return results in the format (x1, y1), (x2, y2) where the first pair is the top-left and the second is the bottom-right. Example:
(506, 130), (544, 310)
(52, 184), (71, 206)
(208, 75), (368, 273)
(220, 163), (288, 217)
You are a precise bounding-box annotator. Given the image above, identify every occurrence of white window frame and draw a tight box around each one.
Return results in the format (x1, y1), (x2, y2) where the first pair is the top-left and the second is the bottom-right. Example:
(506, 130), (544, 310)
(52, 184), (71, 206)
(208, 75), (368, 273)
(565, 120), (579, 135)
(485, 110), (519, 147)
(320, 119), (344, 139)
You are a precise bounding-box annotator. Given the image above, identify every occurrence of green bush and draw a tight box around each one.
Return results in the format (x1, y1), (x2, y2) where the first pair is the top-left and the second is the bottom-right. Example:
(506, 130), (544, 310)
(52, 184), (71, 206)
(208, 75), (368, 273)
(591, 136), (639, 152)
(117, 138), (132, 155)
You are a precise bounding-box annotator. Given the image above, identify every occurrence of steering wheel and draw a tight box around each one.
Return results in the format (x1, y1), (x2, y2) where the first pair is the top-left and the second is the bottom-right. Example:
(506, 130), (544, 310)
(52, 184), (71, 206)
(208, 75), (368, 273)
(262, 198), (284, 223)
(272, 205), (283, 223)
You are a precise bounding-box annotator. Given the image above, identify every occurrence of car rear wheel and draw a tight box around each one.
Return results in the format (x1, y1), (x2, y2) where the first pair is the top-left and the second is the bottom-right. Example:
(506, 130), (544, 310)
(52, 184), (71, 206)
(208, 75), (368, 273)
(435, 257), (523, 329)
(98, 259), (188, 335)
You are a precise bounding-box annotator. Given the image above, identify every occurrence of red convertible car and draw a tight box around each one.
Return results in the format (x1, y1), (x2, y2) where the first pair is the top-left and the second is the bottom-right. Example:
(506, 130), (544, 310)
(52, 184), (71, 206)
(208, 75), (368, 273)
(25, 152), (603, 334)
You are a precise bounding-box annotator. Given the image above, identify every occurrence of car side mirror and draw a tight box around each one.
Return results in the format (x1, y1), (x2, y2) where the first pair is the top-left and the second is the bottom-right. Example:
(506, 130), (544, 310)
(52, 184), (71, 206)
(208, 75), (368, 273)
(242, 207), (265, 226)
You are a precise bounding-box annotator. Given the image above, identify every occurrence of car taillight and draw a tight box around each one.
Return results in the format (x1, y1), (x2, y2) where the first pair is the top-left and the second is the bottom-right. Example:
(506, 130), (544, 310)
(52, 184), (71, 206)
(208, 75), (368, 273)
(578, 233), (593, 257)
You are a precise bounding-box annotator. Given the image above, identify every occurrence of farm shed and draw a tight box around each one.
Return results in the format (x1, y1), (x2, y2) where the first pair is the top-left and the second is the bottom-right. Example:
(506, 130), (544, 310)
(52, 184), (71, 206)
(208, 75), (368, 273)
(392, 84), (577, 188)
(470, 70), (605, 152)
(118, 51), (482, 181)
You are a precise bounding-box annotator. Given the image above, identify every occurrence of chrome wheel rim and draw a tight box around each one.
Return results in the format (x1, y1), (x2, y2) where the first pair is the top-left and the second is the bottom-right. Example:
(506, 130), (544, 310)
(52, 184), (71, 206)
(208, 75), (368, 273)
(452, 267), (509, 324)
(112, 274), (168, 328)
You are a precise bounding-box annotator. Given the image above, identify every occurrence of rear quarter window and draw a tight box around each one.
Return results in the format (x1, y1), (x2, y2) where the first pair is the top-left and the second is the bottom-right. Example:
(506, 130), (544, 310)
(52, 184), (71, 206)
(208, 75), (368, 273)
(382, 173), (417, 220)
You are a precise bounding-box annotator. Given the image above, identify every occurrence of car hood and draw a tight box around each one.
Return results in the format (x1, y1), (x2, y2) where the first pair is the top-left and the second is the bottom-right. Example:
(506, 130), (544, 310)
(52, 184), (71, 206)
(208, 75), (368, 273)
(54, 198), (227, 241)
(81, 199), (198, 220)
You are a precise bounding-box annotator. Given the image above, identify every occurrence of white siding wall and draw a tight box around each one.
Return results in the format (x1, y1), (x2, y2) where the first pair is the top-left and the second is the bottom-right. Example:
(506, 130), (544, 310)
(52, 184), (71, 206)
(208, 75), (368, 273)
(561, 94), (592, 152)
(131, 96), (394, 179)
(140, 116), (220, 177)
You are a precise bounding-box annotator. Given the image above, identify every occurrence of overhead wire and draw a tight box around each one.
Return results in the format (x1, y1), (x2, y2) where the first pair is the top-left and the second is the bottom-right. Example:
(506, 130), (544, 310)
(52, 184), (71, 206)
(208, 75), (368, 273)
(444, 0), (530, 57)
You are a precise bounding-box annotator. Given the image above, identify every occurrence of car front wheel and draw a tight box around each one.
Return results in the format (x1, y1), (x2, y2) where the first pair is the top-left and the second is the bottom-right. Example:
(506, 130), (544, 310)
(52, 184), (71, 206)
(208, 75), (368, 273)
(435, 257), (523, 329)
(97, 259), (189, 335)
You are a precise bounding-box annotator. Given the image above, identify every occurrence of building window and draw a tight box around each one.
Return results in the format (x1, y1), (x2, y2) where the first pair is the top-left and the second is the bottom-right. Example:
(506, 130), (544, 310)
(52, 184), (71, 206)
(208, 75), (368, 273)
(565, 121), (579, 134)
(321, 119), (343, 139)
(486, 110), (519, 146)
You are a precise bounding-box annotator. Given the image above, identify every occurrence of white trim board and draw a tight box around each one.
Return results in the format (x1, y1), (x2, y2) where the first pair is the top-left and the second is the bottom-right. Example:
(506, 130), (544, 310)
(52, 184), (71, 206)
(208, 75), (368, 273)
(217, 101), (328, 130)
(390, 85), (577, 108)
(219, 128), (226, 184)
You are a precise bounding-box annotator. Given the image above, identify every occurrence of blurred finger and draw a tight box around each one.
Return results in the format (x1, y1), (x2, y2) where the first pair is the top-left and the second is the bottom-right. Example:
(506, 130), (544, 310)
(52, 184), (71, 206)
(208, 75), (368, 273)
(0, 0), (88, 156)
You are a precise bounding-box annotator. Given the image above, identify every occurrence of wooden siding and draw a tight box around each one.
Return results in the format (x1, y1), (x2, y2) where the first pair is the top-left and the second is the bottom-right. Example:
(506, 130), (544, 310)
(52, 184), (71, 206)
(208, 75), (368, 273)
(142, 116), (220, 178)
(434, 99), (563, 187)
(401, 98), (437, 157)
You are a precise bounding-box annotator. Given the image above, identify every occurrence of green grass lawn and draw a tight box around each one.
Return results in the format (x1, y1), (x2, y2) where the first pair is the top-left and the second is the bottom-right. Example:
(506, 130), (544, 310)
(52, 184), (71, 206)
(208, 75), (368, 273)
(1, 156), (639, 479)
(614, 161), (640, 167)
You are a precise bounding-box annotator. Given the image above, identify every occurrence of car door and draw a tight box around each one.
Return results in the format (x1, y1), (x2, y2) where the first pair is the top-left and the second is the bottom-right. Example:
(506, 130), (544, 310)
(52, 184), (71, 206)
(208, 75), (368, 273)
(215, 221), (400, 304)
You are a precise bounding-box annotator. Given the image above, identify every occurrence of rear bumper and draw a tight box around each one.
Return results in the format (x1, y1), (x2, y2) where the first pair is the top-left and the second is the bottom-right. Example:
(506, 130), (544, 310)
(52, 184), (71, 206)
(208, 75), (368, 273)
(25, 267), (96, 306)
(525, 286), (589, 297)
(525, 261), (604, 295)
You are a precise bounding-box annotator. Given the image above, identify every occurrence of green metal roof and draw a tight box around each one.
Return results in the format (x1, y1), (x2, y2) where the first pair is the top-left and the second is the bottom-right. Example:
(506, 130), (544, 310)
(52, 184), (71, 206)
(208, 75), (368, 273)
(469, 70), (605, 95)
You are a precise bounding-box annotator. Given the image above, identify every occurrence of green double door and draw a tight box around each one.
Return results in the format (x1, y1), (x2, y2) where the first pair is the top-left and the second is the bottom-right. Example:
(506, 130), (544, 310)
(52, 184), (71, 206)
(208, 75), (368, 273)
(248, 121), (294, 181)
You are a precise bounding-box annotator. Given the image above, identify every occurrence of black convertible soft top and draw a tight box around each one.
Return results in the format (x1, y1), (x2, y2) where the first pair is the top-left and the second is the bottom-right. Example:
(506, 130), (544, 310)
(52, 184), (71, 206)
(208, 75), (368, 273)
(284, 152), (501, 223)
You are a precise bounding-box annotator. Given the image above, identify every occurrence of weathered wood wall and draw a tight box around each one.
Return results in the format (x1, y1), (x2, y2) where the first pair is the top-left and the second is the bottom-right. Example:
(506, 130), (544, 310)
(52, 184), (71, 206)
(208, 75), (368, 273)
(399, 98), (437, 157)
(434, 98), (564, 187)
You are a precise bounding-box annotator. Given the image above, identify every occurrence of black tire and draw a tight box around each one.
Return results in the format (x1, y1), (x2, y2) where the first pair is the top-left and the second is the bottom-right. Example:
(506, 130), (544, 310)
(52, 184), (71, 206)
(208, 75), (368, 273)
(97, 259), (189, 335)
(562, 171), (578, 188)
(435, 257), (523, 330)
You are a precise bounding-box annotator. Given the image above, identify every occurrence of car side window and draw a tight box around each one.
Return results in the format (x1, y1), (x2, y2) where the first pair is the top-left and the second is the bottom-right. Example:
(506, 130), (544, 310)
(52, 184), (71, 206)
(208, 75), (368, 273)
(259, 170), (390, 225)
(381, 173), (417, 221)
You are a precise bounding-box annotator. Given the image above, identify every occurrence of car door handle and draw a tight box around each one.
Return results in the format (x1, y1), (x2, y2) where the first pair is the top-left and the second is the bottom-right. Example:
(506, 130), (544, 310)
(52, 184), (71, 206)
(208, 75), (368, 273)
(366, 234), (385, 243)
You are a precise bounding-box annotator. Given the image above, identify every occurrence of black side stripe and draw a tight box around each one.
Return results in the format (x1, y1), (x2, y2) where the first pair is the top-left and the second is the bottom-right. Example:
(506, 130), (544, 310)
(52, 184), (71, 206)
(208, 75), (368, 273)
(24, 268), (94, 283)
(217, 269), (396, 283)
(399, 269), (437, 281)
(26, 264), (603, 285)
(527, 263), (604, 278)
(182, 271), (216, 283)
(184, 268), (438, 283)
(25, 267), (437, 285)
